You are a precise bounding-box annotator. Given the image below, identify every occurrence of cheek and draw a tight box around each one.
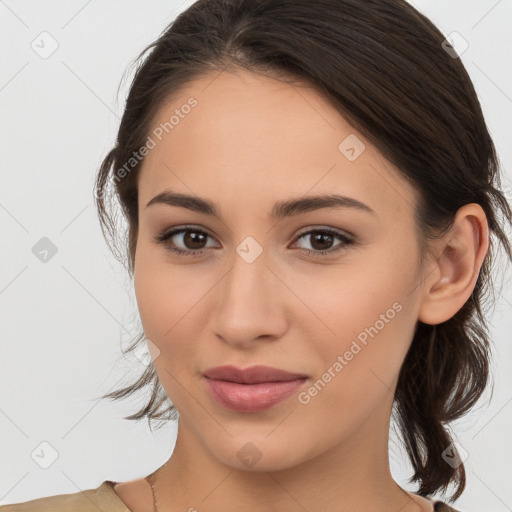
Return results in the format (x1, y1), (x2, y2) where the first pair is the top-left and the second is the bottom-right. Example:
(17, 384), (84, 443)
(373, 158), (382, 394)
(294, 303), (414, 448)
(133, 257), (204, 409)
(134, 243), (200, 338)
(133, 248), (214, 381)
(300, 253), (418, 407)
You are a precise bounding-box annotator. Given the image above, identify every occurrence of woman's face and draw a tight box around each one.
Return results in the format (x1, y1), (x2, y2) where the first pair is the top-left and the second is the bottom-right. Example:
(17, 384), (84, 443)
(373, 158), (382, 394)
(133, 69), (431, 471)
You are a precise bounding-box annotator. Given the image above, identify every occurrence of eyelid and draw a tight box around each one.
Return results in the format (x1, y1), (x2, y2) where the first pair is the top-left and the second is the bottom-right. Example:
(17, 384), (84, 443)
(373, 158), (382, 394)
(293, 225), (354, 240)
(154, 224), (218, 246)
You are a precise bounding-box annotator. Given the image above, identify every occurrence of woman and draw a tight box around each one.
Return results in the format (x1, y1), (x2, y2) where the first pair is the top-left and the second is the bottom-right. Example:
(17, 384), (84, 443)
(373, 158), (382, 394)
(2, 0), (510, 511)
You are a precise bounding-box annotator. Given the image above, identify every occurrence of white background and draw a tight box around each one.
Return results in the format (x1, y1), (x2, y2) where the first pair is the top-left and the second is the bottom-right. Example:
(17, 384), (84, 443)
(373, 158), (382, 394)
(0, 1), (511, 510)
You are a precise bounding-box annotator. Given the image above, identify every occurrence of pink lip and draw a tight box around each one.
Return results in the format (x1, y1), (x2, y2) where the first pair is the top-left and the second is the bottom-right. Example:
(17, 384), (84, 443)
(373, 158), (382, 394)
(203, 365), (308, 412)
(203, 364), (308, 383)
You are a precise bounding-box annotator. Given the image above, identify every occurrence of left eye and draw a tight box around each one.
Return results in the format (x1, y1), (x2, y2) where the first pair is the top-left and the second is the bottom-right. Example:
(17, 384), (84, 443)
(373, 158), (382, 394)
(293, 228), (354, 256)
(153, 226), (354, 258)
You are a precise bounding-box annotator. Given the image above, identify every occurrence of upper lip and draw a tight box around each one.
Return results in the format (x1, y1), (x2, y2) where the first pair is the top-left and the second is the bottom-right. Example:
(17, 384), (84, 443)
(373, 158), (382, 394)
(203, 365), (308, 384)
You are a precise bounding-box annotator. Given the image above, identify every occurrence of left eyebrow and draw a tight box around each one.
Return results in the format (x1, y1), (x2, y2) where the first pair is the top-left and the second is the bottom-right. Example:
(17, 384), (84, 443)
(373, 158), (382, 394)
(145, 190), (377, 220)
(271, 194), (376, 220)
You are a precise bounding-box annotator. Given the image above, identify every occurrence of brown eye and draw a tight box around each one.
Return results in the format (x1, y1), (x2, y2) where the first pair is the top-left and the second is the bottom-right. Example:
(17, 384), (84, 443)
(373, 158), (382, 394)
(154, 225), (354, 259)
(154, 227), (218, 256)
(181, 230), (208, 250)
(293, 228), (354, 257)
(309, 232), (335, 251)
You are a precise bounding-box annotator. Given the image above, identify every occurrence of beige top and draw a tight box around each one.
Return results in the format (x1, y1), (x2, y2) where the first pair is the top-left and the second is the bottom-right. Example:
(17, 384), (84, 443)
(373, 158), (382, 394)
(0, 480), (461, 511)
(0, 481), (130, 512)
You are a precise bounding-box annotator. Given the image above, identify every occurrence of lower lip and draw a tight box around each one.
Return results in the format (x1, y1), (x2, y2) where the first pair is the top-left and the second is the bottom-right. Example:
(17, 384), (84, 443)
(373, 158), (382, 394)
(204, 377), (307, 412)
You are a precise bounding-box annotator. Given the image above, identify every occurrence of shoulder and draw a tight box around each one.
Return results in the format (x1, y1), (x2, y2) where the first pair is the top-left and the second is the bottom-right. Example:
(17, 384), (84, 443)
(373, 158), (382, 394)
(0, 481), (131, 512)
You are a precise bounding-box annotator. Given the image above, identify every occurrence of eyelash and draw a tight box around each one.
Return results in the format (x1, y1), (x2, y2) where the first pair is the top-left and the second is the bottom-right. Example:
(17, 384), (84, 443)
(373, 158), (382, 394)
(153, 225), (354, 258)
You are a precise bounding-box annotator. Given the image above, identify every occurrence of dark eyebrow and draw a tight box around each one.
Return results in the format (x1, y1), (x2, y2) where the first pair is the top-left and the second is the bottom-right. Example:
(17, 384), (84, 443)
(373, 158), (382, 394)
(145, 190), (376, 219)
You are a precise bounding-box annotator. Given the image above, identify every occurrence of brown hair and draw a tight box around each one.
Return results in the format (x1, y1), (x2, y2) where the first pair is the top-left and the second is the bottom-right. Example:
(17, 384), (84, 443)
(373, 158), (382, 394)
(93, 0), (512, 502)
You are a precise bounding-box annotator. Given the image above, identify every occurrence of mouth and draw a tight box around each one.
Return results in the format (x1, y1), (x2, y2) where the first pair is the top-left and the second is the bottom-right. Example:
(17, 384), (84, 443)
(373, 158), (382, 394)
(202, 365), (309, 412)
(202, 364), (309, 384)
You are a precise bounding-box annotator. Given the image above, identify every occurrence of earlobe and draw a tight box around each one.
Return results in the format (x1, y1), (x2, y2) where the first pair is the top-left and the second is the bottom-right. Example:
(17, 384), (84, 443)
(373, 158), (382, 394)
(417, 203), (490, 326)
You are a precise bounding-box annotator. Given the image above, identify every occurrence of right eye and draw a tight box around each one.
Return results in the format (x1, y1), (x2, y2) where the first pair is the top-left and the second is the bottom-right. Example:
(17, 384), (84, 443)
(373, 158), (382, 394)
(154, 226), (219, 257)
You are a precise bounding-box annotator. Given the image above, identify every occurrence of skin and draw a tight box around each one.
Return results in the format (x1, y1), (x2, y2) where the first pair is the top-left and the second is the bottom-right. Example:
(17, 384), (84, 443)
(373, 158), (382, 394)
(113, 69), (489, 512)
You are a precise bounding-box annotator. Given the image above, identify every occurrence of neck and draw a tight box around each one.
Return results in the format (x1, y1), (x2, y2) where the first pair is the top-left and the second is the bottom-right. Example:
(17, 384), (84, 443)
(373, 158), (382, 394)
(151, 402), (431, 512)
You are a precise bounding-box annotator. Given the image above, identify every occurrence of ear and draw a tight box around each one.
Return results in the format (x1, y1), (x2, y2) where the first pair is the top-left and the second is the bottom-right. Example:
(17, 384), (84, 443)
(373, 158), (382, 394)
(418, 203), (490, 326)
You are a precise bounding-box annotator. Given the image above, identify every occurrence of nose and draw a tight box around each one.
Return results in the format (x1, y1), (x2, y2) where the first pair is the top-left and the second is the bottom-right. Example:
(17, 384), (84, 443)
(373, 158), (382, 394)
(210, 248), (289, 349)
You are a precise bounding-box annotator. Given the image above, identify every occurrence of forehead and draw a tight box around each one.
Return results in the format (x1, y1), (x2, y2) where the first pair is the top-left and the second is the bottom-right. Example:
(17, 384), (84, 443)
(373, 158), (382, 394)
(138, 69), (417, 223)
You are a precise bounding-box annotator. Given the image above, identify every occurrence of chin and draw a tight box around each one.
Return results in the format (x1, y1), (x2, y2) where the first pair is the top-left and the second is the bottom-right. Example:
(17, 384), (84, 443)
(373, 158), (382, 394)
(207, 434), (315, 473)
